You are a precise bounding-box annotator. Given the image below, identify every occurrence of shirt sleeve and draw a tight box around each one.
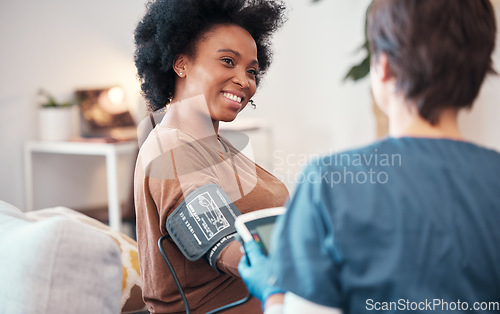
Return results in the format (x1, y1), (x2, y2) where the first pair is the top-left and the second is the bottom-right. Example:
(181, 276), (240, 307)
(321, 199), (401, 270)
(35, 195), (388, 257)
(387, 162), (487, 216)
(270, 163), (342, 308)
(144, 129), (248, 274)
(145, 130), (219, 232)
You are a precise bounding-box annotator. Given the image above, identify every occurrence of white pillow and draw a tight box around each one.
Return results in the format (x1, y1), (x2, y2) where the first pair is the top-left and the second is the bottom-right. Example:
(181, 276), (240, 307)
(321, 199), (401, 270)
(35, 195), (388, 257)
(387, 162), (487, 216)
(0, 201), (122, 314)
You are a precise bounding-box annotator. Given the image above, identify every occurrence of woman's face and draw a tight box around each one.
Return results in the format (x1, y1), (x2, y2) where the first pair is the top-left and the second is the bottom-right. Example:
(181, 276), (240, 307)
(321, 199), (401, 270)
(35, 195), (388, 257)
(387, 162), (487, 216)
(177, 24), (258, 124)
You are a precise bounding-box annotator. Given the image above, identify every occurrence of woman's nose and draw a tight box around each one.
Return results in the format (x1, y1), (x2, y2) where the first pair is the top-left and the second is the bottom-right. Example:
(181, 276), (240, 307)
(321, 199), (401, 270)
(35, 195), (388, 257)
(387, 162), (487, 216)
(232, 69), (250, 88)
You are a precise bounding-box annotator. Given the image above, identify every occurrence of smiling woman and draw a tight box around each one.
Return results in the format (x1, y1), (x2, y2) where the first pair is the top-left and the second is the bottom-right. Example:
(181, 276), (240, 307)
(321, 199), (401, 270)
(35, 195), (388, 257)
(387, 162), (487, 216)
(133, 0), (288, 313)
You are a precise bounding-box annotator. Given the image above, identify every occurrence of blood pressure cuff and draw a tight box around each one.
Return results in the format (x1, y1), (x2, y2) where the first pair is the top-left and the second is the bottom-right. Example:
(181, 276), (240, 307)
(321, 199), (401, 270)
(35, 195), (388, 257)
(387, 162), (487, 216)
(166, 184), (241, 270)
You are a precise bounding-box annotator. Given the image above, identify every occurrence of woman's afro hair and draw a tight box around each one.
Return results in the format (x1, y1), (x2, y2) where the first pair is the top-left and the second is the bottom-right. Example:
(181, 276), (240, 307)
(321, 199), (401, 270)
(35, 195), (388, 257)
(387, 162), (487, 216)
(134, 0), (286, 111)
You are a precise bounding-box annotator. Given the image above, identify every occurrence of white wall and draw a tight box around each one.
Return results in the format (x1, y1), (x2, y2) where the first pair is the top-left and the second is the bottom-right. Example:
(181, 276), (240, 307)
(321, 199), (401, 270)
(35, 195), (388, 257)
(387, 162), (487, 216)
(459, 0), (500, 151)
(1, 0), (499, 209)
(0, 0), (146, 209)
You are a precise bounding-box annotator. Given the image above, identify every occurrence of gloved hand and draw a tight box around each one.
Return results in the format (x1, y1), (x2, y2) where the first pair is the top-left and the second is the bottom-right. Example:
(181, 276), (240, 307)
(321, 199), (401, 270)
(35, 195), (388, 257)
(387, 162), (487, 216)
(238, 240), (283, 302)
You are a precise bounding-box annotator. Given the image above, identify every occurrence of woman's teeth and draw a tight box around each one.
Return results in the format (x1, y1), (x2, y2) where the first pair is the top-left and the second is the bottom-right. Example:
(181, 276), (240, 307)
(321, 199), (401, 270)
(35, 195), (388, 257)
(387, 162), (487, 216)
(223, 92), (242, 104)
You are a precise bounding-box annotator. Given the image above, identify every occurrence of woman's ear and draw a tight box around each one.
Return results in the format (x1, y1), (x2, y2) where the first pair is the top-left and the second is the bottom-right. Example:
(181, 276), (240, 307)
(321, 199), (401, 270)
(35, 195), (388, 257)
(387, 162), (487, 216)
(173, 54), (187, 78)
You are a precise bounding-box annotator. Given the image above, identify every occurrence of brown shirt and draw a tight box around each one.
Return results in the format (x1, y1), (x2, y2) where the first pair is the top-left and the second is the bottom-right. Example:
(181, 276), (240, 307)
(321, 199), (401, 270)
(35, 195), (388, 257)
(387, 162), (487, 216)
(134, 126), (288, 313)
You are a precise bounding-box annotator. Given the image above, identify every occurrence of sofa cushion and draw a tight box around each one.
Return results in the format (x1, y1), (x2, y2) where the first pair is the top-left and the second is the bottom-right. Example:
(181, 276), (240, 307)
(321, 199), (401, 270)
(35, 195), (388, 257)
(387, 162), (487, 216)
(0, 201), (122, 314)
(27, 206), (146, 313)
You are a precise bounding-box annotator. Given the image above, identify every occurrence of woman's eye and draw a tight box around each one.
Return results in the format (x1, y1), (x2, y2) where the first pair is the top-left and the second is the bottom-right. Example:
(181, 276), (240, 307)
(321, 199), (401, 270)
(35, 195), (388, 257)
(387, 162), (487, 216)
(221, 58), (234, 66)
(247, 69), (258, 76)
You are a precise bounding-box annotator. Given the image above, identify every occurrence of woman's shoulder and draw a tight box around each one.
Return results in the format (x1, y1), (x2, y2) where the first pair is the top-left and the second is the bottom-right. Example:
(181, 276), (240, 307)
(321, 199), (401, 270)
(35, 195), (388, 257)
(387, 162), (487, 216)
(141, 127), (208, 152)
(138, 127), (215, 169)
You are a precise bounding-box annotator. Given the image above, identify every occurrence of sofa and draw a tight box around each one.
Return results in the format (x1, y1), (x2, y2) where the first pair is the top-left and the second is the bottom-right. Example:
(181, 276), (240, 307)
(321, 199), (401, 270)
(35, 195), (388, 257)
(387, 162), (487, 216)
(0, 201), (146, 314)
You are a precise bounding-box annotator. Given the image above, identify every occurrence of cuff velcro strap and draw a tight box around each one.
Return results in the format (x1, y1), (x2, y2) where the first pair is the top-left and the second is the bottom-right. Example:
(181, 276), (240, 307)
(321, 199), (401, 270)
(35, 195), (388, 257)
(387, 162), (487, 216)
(166, 184), (241, 262)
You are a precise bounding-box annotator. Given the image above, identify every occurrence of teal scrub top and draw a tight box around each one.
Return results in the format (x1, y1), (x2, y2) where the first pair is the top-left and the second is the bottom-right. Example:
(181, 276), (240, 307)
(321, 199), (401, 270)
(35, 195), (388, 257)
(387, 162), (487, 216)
(270, 138), (500, 313)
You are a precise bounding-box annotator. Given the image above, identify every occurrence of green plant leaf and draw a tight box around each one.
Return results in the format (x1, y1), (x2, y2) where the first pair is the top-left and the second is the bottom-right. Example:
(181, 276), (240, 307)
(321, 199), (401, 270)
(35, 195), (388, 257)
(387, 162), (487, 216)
(343, 56), (370, 81)
(38, 88), (75, 108)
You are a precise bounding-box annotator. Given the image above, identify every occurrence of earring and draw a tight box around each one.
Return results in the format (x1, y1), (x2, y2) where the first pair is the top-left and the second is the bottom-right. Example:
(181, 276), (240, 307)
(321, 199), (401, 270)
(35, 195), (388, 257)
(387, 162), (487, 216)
(249, 99), (256, 109)
(179, 72), (183, 77)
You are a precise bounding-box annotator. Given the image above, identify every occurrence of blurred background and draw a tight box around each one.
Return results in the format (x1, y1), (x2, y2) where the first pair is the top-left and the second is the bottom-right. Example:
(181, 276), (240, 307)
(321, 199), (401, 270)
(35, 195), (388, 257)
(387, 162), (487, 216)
(1, 0), (499, 226)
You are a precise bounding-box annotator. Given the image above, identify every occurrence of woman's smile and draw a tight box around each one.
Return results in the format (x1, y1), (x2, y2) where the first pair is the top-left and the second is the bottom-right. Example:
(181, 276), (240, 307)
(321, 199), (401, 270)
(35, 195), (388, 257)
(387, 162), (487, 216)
(222, 91), (243, 104)
(221, 90), (246, 112)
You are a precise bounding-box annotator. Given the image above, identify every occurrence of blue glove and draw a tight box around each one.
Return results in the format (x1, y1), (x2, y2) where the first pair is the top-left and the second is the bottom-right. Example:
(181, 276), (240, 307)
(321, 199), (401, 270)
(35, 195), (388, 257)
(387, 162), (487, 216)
(238, 240), (283, 302)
